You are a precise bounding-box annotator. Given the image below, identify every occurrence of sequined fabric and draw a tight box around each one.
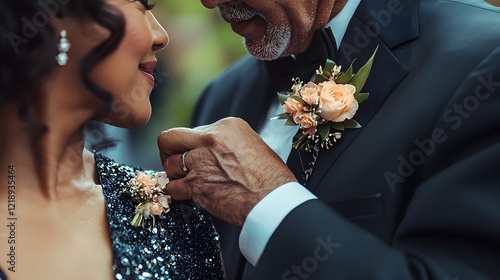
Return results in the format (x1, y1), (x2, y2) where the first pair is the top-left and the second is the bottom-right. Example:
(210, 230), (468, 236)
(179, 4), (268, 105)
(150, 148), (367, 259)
(0, 154), (224, 280)
(96, 153), (224, 280)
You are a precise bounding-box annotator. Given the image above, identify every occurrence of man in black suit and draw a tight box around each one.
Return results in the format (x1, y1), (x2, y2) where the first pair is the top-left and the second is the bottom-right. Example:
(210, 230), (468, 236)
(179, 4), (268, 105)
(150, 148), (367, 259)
(159, 0), (500, 279)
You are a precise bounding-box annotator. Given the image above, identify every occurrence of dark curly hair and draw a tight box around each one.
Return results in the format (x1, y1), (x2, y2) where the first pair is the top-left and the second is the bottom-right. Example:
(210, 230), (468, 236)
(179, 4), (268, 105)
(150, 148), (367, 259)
(0, 0), (126, 149)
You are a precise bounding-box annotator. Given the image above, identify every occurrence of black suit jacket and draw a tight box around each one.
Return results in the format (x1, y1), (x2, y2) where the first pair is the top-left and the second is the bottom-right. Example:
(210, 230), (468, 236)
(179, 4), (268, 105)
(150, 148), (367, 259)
(192, 0), (500, 279)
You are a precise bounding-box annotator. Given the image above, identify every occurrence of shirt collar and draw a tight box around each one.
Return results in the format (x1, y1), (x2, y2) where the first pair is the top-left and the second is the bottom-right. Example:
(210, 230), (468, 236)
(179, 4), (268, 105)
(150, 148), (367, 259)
(326, 0), (361, 50)
(290, 0), (360, 60)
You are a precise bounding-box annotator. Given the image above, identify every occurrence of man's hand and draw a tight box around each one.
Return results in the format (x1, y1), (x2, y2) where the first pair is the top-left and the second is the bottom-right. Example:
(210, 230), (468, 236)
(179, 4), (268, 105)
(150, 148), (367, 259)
(158, 117), (297, 226)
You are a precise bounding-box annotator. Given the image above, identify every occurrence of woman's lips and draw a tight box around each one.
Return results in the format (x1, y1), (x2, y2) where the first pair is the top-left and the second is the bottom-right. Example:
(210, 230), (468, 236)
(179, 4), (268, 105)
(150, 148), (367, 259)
(139, 70), (155, 85)
(139, 62), (156, 85)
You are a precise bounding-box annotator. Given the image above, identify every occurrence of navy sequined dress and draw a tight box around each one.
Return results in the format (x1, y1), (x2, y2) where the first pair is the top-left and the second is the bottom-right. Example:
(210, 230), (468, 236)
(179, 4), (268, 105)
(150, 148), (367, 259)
(0, 154), (224, 280)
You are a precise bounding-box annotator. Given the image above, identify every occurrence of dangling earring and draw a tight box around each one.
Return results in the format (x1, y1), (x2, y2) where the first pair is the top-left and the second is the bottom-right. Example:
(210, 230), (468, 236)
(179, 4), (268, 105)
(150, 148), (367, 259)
(56, 29), (71, 66)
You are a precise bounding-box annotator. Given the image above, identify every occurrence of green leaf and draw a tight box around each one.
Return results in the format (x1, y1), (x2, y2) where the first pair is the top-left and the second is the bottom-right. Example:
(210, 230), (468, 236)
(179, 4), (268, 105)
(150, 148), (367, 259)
(315, 72), (330, 83)
(275, 113), (289, 119)
(343, 119), (362, 129)
(330, 122), (345, 131)
(291, 95), (308, 106)
(354, 92), (370, 104)
(277, 92), (290, 105)
(350, 46), (379, 94)
(315, 59), (336, 83)
(324, 59), (336, 73)
(285, 117), (297, 126)
(318, 124), (331, 141)
(335, 60), (355, 84)
(315, 76), (326, 84)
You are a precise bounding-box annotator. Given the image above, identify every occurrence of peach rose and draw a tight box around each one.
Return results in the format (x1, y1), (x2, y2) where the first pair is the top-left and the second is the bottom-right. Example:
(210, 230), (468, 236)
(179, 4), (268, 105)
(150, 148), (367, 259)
(291, 81), (302, 95)
(144, 185), (153, 195)
(300, 82), (321, 106)
(302, 126), (317, 136)
(136, 172), (152, 187)
(282, 97), (304, 116)
(149, 203), (165, 216)
(318, 82), (358, 122)
(293, 111), (315, 129)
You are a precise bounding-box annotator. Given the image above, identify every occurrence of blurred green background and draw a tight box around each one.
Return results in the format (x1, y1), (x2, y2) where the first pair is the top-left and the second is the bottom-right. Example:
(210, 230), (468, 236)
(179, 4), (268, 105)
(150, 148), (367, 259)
(103, 2), (246, 170)
(151, 1), (245, 129)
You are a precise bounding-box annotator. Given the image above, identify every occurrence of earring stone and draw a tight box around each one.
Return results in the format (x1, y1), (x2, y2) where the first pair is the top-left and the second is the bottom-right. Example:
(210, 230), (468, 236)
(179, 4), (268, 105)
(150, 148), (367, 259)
(56, 29), (71, 66)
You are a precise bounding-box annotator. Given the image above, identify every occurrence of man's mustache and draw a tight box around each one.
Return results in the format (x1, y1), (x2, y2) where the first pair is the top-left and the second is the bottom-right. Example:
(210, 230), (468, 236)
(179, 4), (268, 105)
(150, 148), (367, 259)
(217, 1), (263, 22)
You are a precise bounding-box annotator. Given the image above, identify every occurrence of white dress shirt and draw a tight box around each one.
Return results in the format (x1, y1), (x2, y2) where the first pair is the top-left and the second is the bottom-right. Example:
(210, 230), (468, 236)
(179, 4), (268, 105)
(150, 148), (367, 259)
(239, 0), (362, 266)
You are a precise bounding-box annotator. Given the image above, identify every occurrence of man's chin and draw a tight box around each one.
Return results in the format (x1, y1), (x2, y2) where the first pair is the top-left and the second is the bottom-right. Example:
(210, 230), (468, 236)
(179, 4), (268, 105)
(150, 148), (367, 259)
(244, 40), (288, 61)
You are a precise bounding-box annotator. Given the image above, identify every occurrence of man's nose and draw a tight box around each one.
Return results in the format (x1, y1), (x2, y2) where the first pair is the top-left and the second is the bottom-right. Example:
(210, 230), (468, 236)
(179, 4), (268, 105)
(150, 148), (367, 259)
(200, 0), (232, 9)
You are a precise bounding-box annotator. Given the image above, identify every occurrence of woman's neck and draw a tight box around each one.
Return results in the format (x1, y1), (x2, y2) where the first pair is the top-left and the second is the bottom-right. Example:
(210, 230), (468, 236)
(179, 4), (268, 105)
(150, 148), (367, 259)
(0, 97), (99, 201)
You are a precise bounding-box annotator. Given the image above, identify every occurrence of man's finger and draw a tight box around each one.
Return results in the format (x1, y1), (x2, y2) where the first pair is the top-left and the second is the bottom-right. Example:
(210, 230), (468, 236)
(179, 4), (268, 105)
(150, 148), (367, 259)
(158, 127), (195, 166)
(157, 127), (206, 156)
(157, 117), (245, 164)
(164, 177), (193, 201)
(163, 152), (190, 180)
(157, 127), (195, 164)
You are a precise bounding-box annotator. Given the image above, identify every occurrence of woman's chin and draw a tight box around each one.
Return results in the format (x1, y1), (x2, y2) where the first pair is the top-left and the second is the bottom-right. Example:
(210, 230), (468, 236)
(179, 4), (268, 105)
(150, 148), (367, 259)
(98, 111), (152, 128)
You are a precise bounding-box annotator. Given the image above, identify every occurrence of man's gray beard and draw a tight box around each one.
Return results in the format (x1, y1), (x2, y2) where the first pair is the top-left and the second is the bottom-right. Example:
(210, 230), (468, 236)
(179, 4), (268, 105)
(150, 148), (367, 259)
(243, 25), (291, 61)
(218, 2), (292, 61)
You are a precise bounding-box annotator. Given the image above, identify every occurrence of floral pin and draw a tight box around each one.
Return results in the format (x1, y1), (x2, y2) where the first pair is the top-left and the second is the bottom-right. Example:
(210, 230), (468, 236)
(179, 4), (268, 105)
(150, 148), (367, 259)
(275, 47), (378, 152)
(125, 171), (171, 227)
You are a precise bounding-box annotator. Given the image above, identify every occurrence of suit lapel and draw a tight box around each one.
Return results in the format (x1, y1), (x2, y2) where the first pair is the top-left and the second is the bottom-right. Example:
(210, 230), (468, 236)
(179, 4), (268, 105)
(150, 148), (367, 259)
(227, 59), (272, 131)
(228, 57), (302, 131)
(307, 0), (419, 191)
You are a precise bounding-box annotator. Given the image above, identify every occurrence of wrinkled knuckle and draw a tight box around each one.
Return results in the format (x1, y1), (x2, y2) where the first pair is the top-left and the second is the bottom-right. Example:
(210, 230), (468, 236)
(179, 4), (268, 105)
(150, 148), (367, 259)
(220, 117), (239, 127)
(233, 117), (245, 125)
(186, 174), (203, 190)
(201, 131), (218, 147)
(203, 146), (218, 161)
(204, 185), (216, 196)
(231, 117), (248, 128)
(185, 174), (196, 188)
(219, 117), (235, 125)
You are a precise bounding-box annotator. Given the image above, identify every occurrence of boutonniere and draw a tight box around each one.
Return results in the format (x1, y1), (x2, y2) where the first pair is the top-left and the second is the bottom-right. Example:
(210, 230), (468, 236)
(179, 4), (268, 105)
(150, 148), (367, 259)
(275, 47), (378, 152)
(125, 171), (171, 227)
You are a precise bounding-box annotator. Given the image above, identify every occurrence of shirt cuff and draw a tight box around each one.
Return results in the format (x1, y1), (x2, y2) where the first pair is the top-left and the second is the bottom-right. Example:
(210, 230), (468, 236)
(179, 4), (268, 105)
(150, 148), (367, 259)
(239, 182), (317, 266)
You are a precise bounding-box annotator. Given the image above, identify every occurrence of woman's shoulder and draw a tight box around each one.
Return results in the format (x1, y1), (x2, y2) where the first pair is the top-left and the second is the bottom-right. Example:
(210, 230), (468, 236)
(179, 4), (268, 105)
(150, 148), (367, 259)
(94, 153), (224, 280)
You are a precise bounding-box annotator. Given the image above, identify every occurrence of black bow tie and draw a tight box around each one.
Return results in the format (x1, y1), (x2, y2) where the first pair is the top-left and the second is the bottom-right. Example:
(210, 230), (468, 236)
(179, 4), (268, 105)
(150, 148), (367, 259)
(264, 27), (337, 89)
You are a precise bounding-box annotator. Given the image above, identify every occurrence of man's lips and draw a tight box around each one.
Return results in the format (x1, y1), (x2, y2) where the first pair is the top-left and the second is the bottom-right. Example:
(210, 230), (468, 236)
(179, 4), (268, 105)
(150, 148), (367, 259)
(227, 17), (261, 36)
(139, 62), (156, 85)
